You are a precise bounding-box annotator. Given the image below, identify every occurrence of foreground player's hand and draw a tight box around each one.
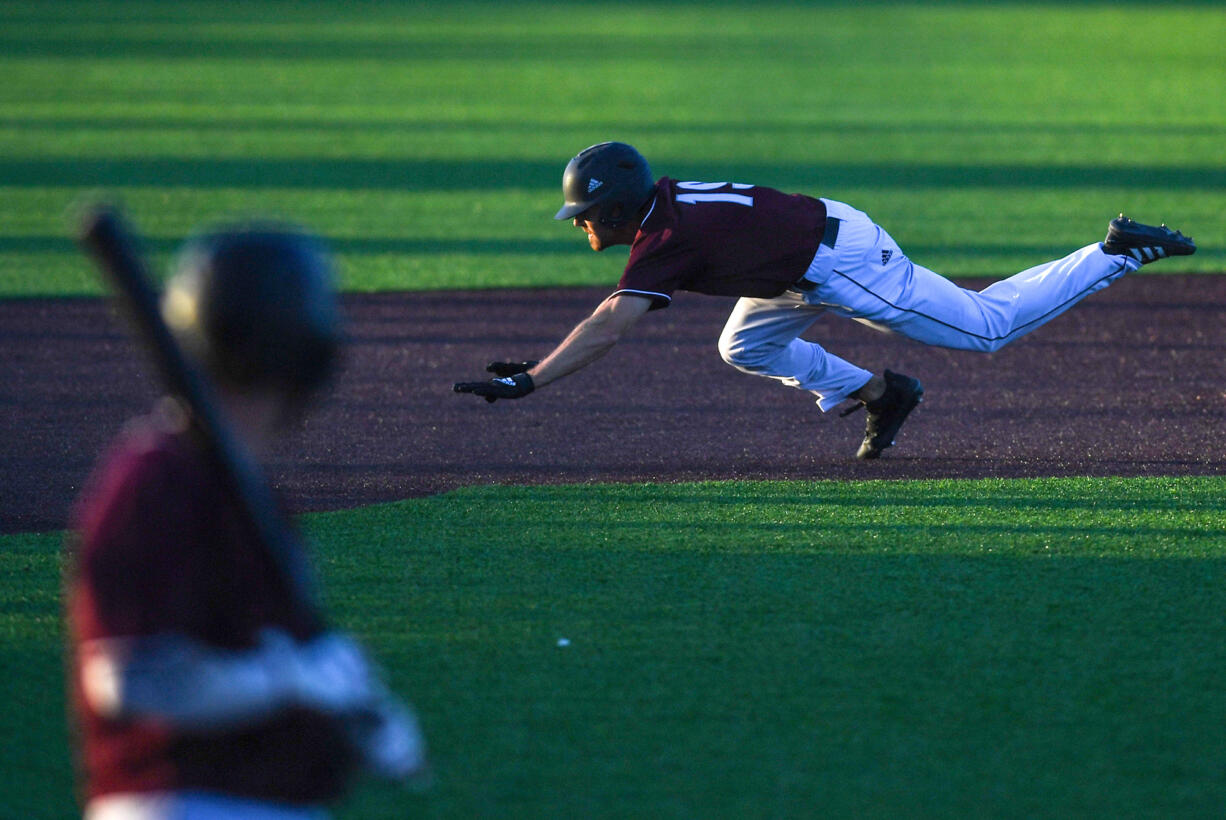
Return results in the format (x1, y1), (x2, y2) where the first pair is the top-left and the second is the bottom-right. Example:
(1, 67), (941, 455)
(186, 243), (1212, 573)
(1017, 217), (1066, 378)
(452, 372), (535, 403)
(485, 360), (538, 377)
(344, 690), (432, 788)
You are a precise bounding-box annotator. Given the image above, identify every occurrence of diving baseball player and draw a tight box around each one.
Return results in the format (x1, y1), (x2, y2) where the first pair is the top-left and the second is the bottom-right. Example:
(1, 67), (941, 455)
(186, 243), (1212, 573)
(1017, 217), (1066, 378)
(455, 142), (1196, 459)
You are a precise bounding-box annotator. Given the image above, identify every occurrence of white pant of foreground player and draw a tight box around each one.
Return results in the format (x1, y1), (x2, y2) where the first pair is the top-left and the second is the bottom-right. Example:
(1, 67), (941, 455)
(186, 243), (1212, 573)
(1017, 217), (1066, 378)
(718, 198), (1138, 411)
(86, 791), (329, 819)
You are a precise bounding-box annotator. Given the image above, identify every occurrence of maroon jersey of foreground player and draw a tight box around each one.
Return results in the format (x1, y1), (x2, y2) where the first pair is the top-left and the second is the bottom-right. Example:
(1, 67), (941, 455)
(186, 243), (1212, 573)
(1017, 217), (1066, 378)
(65, 412), (357, 805)
(615, 176), (828, 308)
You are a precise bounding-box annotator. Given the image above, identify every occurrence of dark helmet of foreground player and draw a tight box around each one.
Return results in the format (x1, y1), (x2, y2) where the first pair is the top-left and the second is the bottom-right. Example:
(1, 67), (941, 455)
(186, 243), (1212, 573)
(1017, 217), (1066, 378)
(162, 224), (342, 404)
(554, 142), (656, 227)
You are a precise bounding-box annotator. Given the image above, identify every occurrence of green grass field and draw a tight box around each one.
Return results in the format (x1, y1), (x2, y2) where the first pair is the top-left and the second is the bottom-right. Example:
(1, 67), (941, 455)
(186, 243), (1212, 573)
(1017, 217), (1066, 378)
(0, 1), (1223, 297)
(6, 477), (1226, 818)
(3, 1), (1225, 817)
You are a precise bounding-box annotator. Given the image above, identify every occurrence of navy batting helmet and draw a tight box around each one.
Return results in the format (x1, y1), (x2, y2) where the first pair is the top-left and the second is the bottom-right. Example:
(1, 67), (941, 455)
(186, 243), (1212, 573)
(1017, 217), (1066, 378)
(161, 223), (342, 404)
(554, 142), (655, 227)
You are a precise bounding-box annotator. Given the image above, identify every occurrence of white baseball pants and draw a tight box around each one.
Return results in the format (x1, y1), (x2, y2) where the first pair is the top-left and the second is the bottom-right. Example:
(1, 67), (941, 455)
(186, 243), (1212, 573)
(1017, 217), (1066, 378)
(85, 792), (330, 819)
(717, 198), (1139, 411)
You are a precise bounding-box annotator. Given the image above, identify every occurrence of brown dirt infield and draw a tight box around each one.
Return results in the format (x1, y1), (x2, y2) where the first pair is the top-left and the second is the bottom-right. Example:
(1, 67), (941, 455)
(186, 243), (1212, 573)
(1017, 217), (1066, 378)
(3, 276), (1224, 534)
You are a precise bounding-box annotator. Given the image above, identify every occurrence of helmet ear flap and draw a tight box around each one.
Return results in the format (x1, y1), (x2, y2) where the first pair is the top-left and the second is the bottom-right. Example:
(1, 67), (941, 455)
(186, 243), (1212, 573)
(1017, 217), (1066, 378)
(599, 202), (626, 227)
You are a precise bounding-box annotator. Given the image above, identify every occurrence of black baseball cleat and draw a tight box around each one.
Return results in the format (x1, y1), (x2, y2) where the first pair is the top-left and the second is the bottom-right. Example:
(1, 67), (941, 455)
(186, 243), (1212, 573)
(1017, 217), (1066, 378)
(846, 370), (924, 460)
(1102, 215), (1196, 265)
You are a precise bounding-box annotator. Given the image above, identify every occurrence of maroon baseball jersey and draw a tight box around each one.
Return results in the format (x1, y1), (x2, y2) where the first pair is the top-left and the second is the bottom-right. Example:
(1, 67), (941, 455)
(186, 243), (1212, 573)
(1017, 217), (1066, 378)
(615, 176), (828, 308)
(66, 411), (355, 806)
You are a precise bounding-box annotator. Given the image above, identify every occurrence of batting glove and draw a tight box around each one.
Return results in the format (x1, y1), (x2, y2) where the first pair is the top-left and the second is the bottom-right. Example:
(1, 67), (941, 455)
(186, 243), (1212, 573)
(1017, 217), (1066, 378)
(343, 692), (432, 787)
(485, 360), (538, 377)
(453, 372), (535, 403)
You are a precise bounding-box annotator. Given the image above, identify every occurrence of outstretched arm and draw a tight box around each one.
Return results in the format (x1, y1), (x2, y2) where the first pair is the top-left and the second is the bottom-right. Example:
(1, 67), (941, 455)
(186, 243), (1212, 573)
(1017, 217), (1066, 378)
(454, 293), (652, 401)
(528, 293), (651, 388)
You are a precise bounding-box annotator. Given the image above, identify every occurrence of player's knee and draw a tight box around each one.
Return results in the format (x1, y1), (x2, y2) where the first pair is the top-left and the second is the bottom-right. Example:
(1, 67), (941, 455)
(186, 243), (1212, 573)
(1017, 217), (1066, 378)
(716, 330), (750, 367)
(716, 332), (738, 366)
(955, 336), (1009, 354)
(718, 333), (784, 371)
(919, 324), (1010, 353)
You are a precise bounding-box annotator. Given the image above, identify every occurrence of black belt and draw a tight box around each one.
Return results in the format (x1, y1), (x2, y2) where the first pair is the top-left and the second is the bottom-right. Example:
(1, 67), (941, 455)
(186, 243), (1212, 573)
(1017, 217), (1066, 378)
(791, 216), (840, 292)
(821, 215), (841, 249)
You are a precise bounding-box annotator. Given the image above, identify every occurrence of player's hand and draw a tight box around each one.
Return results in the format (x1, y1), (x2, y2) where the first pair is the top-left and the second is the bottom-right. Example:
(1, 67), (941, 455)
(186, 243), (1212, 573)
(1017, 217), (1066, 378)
(452, 372), (535, 403)
(486, 360), (538, 377)
(270, 630), (432, 786)
(344, 694), (432, 787)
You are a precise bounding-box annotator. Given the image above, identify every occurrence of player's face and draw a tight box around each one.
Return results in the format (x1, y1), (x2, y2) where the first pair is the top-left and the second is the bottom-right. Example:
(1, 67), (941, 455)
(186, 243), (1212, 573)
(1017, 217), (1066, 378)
(573, 209), (610, 251)
(573, 208), (633, 252)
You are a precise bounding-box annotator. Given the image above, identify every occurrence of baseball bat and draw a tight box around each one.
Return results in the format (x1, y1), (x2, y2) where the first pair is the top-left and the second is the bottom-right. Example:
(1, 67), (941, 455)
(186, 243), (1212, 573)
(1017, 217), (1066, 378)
(76, 204), (322, 627)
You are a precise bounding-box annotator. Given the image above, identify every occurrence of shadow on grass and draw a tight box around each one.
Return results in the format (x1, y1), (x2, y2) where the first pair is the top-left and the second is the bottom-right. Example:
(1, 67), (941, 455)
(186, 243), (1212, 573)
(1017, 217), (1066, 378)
(8, 117), (1226, 140)
(2, 158), (1221, 191)
(456, 483), (1226, 516)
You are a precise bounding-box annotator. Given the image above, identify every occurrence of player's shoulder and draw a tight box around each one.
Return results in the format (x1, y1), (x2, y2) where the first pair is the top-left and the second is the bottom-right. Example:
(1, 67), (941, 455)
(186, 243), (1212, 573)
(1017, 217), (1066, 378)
(72, 409), (211, 545)
(639, 176), (675, 232)
(111, 409), (202, 486)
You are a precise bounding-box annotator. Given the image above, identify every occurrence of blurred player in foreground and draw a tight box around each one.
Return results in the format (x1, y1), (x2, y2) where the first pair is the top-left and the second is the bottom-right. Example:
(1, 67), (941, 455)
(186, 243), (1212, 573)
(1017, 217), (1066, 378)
(66, 224), (428, 819)
(455, 142), (1196, 459)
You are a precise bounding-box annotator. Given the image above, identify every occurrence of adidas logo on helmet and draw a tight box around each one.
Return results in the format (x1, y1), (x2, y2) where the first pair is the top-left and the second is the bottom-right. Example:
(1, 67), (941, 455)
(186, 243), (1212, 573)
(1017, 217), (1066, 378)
(587, 178), (604, 194)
